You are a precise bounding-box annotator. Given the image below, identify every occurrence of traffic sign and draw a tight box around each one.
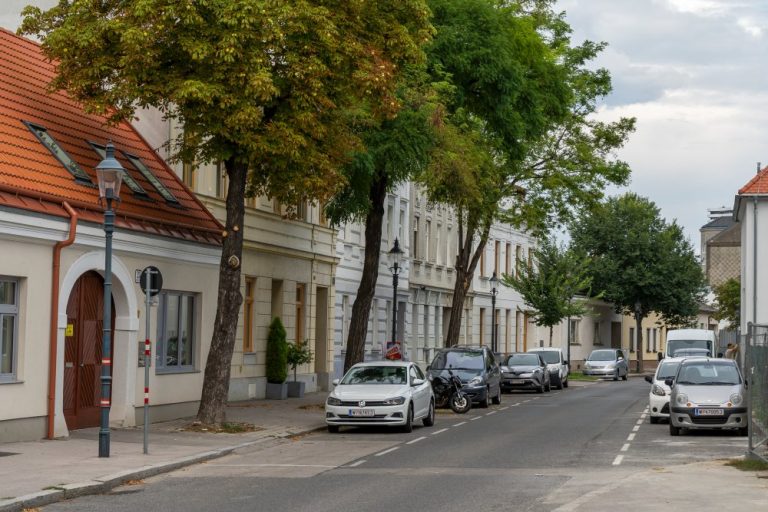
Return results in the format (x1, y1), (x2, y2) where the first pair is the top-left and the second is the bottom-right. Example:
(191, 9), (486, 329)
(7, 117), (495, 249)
(139, 266), (163, 296)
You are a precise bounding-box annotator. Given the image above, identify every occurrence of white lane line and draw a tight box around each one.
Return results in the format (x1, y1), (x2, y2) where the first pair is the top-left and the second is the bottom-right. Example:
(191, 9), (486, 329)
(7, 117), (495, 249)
(632, 425), (640, 432)
(374, 447), (399, 457)
(636, 419), (644, 425)
(640, 414), (647, 420)
(431, 428), (449, 435)
(453, 421), (467, 427)
(511, 403), (521, 407)
(406, 436), (426, 445)
(214, 463), (336, 468)
(348, 460), (366, 468)
(500, 407), (509, 411)
(627, 433), (636, 441)
(523, 399), (531, 403)
(612, 455), (624, 466)
(486, 411), (497, 416)
(470, 416), (482, 421)
(620, 443), (630, 452)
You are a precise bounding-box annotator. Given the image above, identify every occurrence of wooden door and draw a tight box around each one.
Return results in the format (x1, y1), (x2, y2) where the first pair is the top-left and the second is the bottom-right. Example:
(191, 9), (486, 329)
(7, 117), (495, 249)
(63, 271), (114, 430)
(611, 322), (622, 349)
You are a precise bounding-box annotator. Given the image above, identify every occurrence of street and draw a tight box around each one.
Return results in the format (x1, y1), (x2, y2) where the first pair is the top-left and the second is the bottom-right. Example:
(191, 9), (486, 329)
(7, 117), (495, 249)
(41, 379), (749, 512)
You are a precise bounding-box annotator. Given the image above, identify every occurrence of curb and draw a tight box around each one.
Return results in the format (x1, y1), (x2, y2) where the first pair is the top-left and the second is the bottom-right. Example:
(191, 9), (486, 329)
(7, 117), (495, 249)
(0, 424), (327, 512)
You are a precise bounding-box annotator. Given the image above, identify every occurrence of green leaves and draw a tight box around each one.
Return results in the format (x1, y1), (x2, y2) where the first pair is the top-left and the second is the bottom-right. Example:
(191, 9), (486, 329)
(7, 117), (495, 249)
(713, 278), (740, 330)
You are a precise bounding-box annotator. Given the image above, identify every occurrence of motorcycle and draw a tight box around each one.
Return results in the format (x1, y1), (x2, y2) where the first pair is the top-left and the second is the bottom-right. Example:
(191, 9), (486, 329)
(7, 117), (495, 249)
(430, 369), (471, 414)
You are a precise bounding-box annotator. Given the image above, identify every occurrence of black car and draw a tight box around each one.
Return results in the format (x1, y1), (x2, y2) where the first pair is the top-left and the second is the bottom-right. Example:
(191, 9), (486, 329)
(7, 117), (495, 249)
(501, 353), (551, 393)
(428, 346), (502, 408)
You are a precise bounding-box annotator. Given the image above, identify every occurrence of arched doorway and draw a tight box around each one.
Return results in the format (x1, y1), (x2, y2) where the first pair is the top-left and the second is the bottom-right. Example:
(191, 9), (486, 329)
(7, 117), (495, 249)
(63, 271), (115, 430)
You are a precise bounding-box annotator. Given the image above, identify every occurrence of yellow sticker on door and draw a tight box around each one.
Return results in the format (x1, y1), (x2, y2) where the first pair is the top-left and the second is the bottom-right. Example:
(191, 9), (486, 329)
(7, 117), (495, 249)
(65, 324), (74, 337)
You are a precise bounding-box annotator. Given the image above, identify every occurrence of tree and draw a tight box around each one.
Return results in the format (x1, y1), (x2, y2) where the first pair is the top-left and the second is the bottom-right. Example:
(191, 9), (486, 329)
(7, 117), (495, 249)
(502, 240), (594, 346)
(266, 318), (288, 385)
(22, 0), (432, 424)
(286, 340), (313, 383)
(713, 277), (740, 330)
(570, 193), (706, 372)
(421, 0), (635, 346)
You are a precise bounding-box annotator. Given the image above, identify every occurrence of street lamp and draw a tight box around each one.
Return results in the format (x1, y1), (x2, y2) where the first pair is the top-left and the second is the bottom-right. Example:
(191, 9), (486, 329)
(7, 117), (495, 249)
(490, 271), (499, 352)
(388, 238), (404, 354)
(96, 142), (125, 458)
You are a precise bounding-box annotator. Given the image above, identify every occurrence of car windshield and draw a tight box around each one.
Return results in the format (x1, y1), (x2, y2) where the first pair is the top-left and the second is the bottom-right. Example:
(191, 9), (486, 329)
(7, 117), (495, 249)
(534, 351), (560, 364)
(588, 350), (616, 361)
(340, 366), (407, 385)
(656, 361), (681, 379)
(431, 351), (484, 370)
(506, 354), (540, 366)
(675, 363), (741, 385)
(668, 339), (711, 357)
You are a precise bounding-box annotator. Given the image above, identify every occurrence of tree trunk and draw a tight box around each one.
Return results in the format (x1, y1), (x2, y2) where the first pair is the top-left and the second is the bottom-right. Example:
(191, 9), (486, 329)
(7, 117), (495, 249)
(635, 314), (644, 373)
(444, 214), (491, 347)
(549, 325), (553, 347)
(196, 158), (247, 425)
(343, 173), (388, 373)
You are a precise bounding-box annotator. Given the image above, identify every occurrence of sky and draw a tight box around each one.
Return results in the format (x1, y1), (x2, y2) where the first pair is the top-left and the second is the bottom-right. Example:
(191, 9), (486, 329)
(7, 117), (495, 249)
(557, 0), (768, 251)
(3, 0), (766, 251)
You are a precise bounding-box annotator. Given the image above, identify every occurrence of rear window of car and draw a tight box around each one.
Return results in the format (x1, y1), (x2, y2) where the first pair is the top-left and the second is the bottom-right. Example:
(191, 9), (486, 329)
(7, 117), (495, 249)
(588, 350), (616, 361)
(507, 354), (540, 365)
(532, 351), (560, 364)
(431, 351), (484, 370)
(676, 363), (741, 385)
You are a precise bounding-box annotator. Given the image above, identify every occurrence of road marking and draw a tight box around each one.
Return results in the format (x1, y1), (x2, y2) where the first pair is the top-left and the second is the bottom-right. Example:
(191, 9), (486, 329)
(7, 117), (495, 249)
(523, 399), (531, 403)
(620, 443), (630, 452)
(632, 425), (640, 432)
(511, 403), (521, 407)
(627, 433), (636, 441)
(500, 407), (509, 411)
(348, 460), (366, 468)
(453, 421), (467, 427)
(431, 428), (449, 435)
(640, 414), (647, 420)
(636, 419), (644, 425)
(612, 455), (624, 466)
(406, 436), (426, 445)
(470, 416), (482, 421)
(486, 411), (497, 416)
(214, 463), (336, 468)
(374, 447), (399, 457)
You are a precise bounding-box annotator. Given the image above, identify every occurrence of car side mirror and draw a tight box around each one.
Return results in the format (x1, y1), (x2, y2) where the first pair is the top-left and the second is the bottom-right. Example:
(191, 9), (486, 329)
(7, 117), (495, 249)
(412, 378), (425, 386)
(717, 352), (724, 358)
(644, 375), (652, 384)
(618, 357), (624, 361)
(563, 360), (569, 366)
(332, 379), (340, 386)
(664, 377), (674, 387)
(426, 365), (431, 371)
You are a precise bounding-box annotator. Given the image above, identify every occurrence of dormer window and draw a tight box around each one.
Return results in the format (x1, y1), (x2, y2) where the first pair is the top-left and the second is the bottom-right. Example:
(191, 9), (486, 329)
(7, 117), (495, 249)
(121, 151), (180, 206)
(24, 121), (94, 186)
(88, 142), (150, 200)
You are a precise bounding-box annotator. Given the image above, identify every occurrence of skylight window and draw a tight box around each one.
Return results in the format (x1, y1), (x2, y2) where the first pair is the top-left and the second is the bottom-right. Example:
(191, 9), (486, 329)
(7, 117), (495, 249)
(88, 142), (150, 199)
(24, 121), (94, 186)
(121, 151), (180, 206)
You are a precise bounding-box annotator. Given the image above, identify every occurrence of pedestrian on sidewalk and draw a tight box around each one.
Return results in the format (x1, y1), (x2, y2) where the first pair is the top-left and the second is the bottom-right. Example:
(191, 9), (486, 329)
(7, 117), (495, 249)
(724, 343), (738, 360)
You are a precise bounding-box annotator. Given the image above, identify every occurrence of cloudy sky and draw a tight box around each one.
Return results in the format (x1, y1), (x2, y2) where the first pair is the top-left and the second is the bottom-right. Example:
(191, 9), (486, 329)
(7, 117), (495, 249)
(3, 0), (766, 251)
(557, 0), (768, 250)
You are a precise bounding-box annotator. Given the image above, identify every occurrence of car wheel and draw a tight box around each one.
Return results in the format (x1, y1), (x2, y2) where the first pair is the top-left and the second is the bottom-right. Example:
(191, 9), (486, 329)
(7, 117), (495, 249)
(537, 380), (544, 393)
(479, 388), (490, 408)
(563, 377), (568, 388)
(649, 416), (660, 424)
(622, 371), (628, 381)
(492, 386), (502, 405)
(422, 400), (435, 427)
(613, 370), (619, 381)
(402, 404), (413, 433)
(545, 379), (551, 392)
(327, 425), (340, 433)
(553, 375), (562, 390)
(669, 423), (681, 436)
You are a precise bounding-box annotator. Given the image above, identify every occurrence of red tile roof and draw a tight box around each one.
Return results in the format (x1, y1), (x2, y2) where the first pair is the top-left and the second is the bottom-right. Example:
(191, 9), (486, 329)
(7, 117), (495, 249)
(739, 165), (768, 195)
(0, 28), (222, 245)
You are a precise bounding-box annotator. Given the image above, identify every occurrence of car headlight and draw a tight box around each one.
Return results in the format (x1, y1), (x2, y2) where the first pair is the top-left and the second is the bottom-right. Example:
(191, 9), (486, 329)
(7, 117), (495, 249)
(584, 362), (591, 368)
(675, 393), (689, 406)
(651, 384), (666, 396)
(383, 396), (406, 406)
(468, 377), (483, 386)
(326, 397), (342, 406)
(729, 393), (743, 406)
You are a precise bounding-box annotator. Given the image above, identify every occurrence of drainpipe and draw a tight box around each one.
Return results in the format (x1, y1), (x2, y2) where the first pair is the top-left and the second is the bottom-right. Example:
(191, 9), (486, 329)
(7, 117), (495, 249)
(753, 194), (758, 330)
(48, 202), (78, 439)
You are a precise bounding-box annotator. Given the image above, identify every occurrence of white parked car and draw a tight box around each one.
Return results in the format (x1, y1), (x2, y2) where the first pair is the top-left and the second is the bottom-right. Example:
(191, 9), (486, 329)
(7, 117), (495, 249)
(325, 361), (435, 433)
(528, 347), (569, 389)
(645, 357), (687, 423)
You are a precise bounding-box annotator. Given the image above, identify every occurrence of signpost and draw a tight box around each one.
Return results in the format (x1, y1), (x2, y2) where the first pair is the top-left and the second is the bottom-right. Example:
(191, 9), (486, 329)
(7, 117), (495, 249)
(140, 266), (162, 454)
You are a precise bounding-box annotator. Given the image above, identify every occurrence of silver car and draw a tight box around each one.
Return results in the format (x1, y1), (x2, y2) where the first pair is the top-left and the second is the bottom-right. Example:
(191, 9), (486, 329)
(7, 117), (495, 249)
(667, 358), (747, 436)
(501, 353), (551, 393)
(582, 349), (629, 380)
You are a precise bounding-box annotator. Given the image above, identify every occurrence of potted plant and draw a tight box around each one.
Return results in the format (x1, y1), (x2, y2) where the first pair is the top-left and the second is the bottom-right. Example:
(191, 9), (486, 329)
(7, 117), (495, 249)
(265, 317), (288, 400)
(286, 340), (313, 398)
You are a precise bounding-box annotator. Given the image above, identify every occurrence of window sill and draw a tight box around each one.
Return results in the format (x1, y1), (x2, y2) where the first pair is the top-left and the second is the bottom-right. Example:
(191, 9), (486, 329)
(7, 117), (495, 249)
(0, 378), (23, 385)
(156, 368), (200, 375)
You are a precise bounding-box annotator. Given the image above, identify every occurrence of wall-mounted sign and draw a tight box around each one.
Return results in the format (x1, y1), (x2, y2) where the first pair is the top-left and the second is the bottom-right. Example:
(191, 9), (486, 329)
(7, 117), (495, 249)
(65, 324), (74, 337)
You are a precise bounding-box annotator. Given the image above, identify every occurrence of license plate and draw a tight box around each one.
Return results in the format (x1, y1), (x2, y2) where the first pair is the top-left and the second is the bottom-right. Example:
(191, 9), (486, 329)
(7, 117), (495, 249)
(349, 409), (374, 417)
(695, 408), (724, 416)
(511, 379), (524, 383)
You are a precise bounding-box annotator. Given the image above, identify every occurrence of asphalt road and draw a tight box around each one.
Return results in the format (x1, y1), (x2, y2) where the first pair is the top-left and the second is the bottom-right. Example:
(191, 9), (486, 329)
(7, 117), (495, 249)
(43, 378), (748, 512)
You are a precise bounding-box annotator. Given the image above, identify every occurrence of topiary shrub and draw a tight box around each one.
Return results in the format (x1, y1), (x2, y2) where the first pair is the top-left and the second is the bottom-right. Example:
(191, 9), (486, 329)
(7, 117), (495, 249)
(266, 317), (288, 384)
(287, 340), (313, 382)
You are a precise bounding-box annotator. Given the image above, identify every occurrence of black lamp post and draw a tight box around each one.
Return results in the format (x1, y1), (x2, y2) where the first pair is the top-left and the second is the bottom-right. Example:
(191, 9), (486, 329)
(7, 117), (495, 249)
(95, 142), (125, 458)
(490, 271), (498, 352)
(388, 238), (404, 351)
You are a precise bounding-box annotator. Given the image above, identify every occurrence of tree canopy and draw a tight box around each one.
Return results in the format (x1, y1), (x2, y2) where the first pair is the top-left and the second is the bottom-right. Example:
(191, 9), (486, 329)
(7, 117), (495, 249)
(713, 277), (740, 331)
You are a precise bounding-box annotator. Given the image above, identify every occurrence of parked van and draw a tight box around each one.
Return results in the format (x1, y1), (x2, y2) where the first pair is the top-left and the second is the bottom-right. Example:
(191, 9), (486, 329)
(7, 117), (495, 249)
(665, 329), (717, 359)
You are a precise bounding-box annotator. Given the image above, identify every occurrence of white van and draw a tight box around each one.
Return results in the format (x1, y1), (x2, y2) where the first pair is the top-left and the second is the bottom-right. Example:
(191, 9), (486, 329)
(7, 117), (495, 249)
(664, 329), (717, 359)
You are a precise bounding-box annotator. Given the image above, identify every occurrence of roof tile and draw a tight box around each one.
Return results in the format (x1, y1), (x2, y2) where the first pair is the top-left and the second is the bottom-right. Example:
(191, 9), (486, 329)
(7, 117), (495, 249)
(739, 165), (768, 195)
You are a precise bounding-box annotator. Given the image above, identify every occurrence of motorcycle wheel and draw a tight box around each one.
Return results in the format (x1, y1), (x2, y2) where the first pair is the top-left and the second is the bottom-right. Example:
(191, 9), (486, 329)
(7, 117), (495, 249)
(450, 392), (471, 414)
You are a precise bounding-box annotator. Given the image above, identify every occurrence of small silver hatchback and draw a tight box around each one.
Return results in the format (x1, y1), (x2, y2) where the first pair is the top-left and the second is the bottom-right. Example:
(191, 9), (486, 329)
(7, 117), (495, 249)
(667, 358), (747, 436)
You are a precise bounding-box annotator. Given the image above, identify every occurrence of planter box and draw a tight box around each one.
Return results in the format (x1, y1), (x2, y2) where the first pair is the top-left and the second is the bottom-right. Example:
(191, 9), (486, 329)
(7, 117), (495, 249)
(265, 382), (288, 400)
(287, 381), (305, 398)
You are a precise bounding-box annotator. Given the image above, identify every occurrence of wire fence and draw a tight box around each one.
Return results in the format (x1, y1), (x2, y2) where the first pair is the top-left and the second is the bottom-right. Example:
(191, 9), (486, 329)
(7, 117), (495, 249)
(746, 323), (768, 463)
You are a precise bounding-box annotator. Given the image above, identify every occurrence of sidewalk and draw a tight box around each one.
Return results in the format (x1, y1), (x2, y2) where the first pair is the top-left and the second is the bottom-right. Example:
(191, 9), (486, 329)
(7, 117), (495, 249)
(0, 392), (328, 512)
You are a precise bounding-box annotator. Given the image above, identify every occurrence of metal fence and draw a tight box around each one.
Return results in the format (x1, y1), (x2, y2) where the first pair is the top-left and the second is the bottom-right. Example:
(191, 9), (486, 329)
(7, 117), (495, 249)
(746, 323), (768, 462)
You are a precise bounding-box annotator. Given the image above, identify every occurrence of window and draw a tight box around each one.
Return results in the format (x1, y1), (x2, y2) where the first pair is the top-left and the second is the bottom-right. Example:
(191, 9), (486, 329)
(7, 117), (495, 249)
(436, 223), (442, 265)
(1, 278), (19, 381)
(593, 321), (601, 345)
(480, 247), (486, 277)
(157, 291), (196, 371)
(569, 319), (580, 344)
(296, 201), (307, 221)
(25, 121), (93, 185)
(515, 245), (522, 276)
(296, 284), (305, 342)
(386, 204), (393, 244)
(479, 308), (486, 344)
(494, 240), (500, 275)
(505, 243), (511, 275)
(630, 327), (636, 353)
(398, 210), (405, 243)
(215, 162), (227, 199)
(122, 151), (181, 205)
(412, 217), (419, 261)
(447, 226), (453, 267)
(182, 162), (196, 189)
(425, 220), (431, 262)
(243, 278), (256, 353)
(646, 328), (651, 352)
(88, 142), (150, 199)
(652, 328), (658, 352)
